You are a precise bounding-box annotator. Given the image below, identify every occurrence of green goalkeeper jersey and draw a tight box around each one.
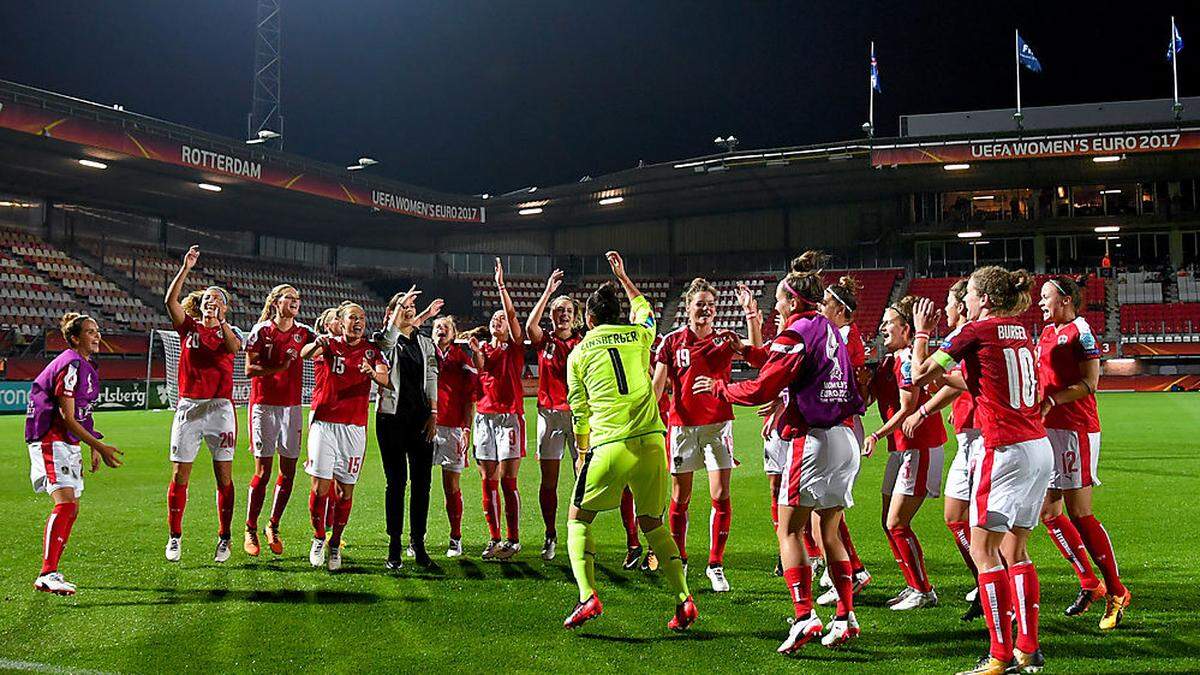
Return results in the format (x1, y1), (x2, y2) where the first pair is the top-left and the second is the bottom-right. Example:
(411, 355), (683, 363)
(567, 294), (666, 449)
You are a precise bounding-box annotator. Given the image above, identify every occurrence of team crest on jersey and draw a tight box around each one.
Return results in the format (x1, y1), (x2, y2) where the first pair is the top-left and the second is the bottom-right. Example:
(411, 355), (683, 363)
(366, 349), (375, 358)
(294, 333), (303, 343)
(1057, 335), (1069, 345)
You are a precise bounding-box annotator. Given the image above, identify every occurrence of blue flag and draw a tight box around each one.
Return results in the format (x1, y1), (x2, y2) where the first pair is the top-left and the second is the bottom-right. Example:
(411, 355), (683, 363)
(1168, 23), (1184, 61)
(870, 45), (882, 93)
(1018, 33), (1042, 72)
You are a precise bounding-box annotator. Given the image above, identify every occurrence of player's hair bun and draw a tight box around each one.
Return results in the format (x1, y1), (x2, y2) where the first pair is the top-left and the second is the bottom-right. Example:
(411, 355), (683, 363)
(790, 250), (829, 274)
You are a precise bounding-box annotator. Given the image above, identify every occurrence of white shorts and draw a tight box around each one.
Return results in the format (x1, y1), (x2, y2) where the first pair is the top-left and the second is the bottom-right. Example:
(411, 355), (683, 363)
(971, 437), (1053, 532)
(669, 421), (736, 474)
(777, 426), (860, 509)
(945, 429), (982, 502)
(474, 412), (526, 462)
(29, 441), (84, 496)
(882, 446), (945, 498)
(250, 403), (303, 459)
(305, 420), (367, 484)
(763, 429), (788, 475)
(434, 425), (470, 473)
(536, 407), (577, 462)
(170, 398), (237, 463)
(1046, 428), (1102, 490)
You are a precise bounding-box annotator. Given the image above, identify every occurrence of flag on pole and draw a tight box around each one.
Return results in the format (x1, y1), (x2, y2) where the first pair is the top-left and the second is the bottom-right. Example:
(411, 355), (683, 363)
(1017, 33), (1043, 72)
(870, 44), (882, 93)
(1168, 22), (1184, 60)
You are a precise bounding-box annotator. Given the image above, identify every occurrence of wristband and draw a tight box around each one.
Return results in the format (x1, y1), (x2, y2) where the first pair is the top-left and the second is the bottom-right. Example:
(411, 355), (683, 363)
(915, 331), (930, 340)
(919, 403), (930, 419)
(868, 431), (880, 443)
(1046, 394), (1057, 407)
(497, 285), (506, 292)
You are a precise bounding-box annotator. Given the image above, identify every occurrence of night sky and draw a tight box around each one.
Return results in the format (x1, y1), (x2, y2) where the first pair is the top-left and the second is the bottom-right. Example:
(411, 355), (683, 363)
(0, 1), (1196, 194)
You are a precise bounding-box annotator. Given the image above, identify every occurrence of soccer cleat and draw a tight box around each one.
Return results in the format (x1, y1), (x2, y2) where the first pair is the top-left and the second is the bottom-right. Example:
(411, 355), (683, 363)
(243, 529), (261, 557)
(706, 564), (731, 592)
(214, 537), (232, 563)
(777, 612), (823, 654)
(563, 593), (604, 629)
(852, 568), (872, 593)
(622, 545), (644, 570)
(819, 568), (873, 603)
(965, 586), (979, 602)
(495, 540), (522, 561)
(816, 586), (840, 606)
(640, 549), (659, 572)
(385, 558), (403, 571)
(1013, 648), (1045, 673)
(954, 655), (1011, 675)
(412, 548), (434, 568)
(820, 611), (860, 648)
(33, 572), (76, 596)
(405, 544), (416, 559)
(165, 536), (182, 563)
(481, 539), (501, 561)
(327, 546), (342, 572)
(891, 588), (938, 611)
(816, 560), (831, 588)
(773, 554), (783, 577)
(885, 586), (915, 607)
(1099, 589), (1131, 630)
(265, 524), (284, 555)
(446, 538), (463, 558)
(961, 595), (984, 622)
(541, 537), (557, 561)
(668, 595), (698, 632)
(1065, 583), (1106, 617)
(309, 537), (326, 567)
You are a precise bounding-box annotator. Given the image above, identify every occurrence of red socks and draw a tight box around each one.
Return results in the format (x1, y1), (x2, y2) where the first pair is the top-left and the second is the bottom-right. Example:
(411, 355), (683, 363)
(309, 490), (329, 539)
(770, 499), (779, 530)
(501, 477), (520, 542)
(708, 498), (732, 565)
(1073, 514), (1127, 597)
(268, 473), (292, 529)
(947, 520), (979, 579)
(167, 481), (188, 538)
(668, 499), (689, 560)
(216, 483), (235, 539)
(802, 521), (822, 559)
(838, 518), (862, 572)
(481, 479), (501, 540)
(41, 502), (78, 575)
(884, 527), (915, 588)
(330, 497), (352, 548)
(620, 488), (639, 547)
(783, 564), (814, 618)
(1009, 561), (1041, 654)
(539, 487), (557, 539)
(890, 525), (932, 592)
(1044, 514), (1100, 590)
(978, 566), (1015, 662)
(246, 474), (267, 530)
(446, 490), (463, 540)
(830, 558), (856, 616)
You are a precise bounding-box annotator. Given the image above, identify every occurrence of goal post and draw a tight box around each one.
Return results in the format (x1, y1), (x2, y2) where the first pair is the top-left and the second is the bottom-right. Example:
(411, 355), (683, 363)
(155, 329), (316, 408)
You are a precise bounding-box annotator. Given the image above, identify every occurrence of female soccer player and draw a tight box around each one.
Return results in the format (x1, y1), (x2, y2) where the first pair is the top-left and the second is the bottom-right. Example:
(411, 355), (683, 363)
(525, 268), (583, 560)
(562, 251), (695, 633)
(243, 284), (315, 557)
(163, 245), (242, 564)
(433, 316), (478, 558)
(470, 257), (527, 561)
(302, 302), (391, 571)
(654, 278), (755, 592)
(27, 313), (123, 594)
(902, 279), (984, 621)
(864, 295), (946, 611)
(1037, 276), (1130, 629)
(694, 250), (865, 651)
(908, 267), (1052, 675)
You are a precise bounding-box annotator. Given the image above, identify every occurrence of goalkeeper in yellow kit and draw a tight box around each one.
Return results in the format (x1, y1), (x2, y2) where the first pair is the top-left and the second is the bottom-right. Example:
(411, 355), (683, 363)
(562, 251), (696, 632)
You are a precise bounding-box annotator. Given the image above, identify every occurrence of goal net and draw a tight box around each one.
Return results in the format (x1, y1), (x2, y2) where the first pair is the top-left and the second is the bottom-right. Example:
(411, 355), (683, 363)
(155, 329), (316, 408)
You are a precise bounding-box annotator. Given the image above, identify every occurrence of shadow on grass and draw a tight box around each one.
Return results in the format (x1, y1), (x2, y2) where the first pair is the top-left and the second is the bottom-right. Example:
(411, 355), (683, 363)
(76, 586), (418, 607)
(579, 628), (722, 644)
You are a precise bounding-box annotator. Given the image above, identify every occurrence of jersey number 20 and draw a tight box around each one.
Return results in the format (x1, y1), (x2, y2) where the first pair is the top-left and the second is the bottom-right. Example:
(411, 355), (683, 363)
(1001, 347), (1037, 409)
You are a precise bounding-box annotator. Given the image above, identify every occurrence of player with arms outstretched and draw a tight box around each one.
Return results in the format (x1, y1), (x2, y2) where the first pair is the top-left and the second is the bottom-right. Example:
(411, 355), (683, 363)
(163, 245), (243, 563)
(562, 251), (695, 632)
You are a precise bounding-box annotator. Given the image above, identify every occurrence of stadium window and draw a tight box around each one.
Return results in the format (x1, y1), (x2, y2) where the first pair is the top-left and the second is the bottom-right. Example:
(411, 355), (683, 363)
(1183, 231), (1199, 266)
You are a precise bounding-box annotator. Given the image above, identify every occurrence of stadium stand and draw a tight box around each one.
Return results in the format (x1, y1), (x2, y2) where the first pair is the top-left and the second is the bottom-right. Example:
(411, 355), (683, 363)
(1117, 271), (1166, 304)
(1120, 302), (1200, 336)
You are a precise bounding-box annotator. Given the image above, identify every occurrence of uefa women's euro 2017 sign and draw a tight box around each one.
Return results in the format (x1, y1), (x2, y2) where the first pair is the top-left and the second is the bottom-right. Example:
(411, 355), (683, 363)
(871, 129), (1200, 167)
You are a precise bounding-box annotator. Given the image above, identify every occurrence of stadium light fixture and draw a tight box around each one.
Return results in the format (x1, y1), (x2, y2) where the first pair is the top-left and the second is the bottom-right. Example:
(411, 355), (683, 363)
(78, 159), (108, 170)
(518, 207), (543, 216)
(1092, 155), (1122, 163)
(968, 240), (990, 245)
(957, 231), (982, 239)
(246, 129), (280, 144)
(1100, 189), (1122, 195)
(347, 157), (379, 171)
(1094, 225), (1121, 233)
(943, 163), (970, 171)
(598, 196), (624, 206)
(972, 195), (995, 201)
(1097, 236), (1120, 241)
(714, 136), (739, 153)
(198, 183), (223, 192)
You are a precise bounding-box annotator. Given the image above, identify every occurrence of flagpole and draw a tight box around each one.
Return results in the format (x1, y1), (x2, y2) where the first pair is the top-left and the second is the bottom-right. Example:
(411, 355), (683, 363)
(868, 41), (875, 136)
(1172, 16), (1183, 120)
(1014, 29), (1024, 129)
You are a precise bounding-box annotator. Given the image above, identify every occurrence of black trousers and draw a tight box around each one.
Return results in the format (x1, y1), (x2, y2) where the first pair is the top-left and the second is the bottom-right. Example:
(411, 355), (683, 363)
(376, 407), (434, 558)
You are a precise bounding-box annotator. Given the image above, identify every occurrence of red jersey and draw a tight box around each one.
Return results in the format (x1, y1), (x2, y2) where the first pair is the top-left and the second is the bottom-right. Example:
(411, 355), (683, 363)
(935, 317), (1046, 448)
(840, 323), (867, 428)
(894, 347), (947, 449)
(310, 337), (388, 426)
(655, 327), (737, 426)
(950, 363), (977, 433)
(176, 315), (237, 400)
(476, 340), (525, 414)
(1038, 318), (1101, 433)
(533, 331), (581, 410)
(436, 343), (478, 428)
(246, 320), (315, 407)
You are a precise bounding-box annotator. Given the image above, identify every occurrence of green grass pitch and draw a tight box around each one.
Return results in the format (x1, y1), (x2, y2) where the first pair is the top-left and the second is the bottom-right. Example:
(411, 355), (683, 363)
(0, 393), (1197, 673)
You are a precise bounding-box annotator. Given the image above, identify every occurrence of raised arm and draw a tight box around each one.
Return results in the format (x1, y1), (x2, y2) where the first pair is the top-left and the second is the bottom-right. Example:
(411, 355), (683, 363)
(526, 269), (564, 345)
(494, 257), (523, 344)
(164, 245), (199, 328)
(737, 282), (764, 349)
(606, 250), (641, 301)
(301, 334), (329, 360)
(909, 298), (949, 387)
